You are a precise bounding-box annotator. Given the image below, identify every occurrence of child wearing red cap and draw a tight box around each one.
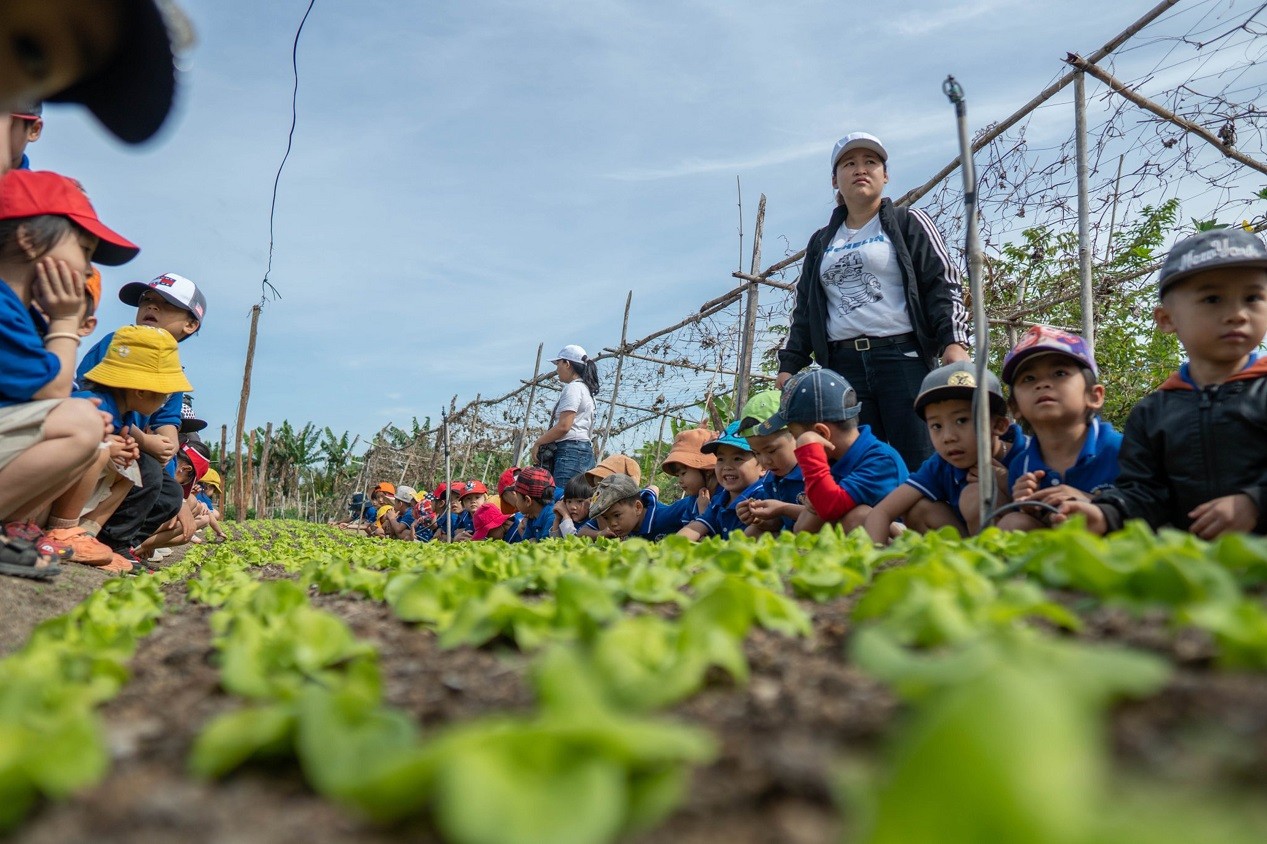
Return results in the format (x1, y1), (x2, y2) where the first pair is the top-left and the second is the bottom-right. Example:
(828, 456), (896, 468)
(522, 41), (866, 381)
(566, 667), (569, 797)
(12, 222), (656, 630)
(472, 502), (514, 541)
(0, 170), (139, 579)
(431, 481), (468, 541)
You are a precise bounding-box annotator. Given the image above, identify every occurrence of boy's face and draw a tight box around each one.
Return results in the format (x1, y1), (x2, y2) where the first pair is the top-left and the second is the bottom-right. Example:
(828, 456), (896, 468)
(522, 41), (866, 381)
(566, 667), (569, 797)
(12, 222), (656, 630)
(712, 445), (761, 494)
(922, 399), (1013, 469)
(500, 489), (523, 513)
(1009, 354), (1103, 429)
(564, 496), (590, 523)
(461, 492), (487, 512)
(130, 388), (169, 417)
(598, 498), (644, 538)
(1155, 268), (1267, 368)
(136, 290), (199, 340)
(746, 430), (798, 477)
(7, 116), (41, 167)
(487, 521), (509, 540)
(671, 465), (708, 496)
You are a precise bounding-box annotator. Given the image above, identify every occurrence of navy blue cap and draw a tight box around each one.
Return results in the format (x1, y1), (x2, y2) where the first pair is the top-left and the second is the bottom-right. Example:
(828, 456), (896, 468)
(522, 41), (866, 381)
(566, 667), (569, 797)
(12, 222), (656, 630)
(756, 369), (860, 435)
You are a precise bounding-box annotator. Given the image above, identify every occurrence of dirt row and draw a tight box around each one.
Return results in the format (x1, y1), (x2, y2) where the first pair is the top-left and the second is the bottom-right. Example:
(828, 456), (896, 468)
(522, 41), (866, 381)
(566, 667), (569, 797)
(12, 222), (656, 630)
(6, 553), (1267, 843)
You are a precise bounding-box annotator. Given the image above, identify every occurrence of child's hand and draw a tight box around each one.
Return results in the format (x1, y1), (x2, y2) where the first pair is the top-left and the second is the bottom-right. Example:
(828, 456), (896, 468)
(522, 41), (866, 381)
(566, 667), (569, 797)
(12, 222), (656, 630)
(1053, 499), (1107, 534)
(745, 498), (782, 522)
(1012, 470), (1044, 500)
(695, 488), (711, 514)
(795, 429), (833, 454)
(1188, 494), (1258, 540)
(735, 498), (755, 524)
(1029, 484), (1090, 507)
(452, 529), (473, 542)
(33, 257), (86, 322)
(598, 527), (621, 540)
(553, 500), (569, 521)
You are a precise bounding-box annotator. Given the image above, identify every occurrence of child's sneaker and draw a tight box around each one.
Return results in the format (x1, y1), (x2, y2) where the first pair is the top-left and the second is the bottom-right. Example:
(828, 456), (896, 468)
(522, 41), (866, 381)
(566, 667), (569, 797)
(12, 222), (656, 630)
(44, 527), (114, 565)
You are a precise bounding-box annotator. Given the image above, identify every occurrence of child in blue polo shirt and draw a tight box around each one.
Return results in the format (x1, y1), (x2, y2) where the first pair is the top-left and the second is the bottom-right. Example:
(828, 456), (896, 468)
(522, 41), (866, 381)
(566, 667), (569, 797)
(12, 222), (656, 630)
(509, 467), (557, 541)
(589, 474), (684, 540)
(431, 481), (467, 541)
(678, 422), (766, 541)
(734, 391), (805, 536)
(764, 369), (907, 533)
(0, 170), (139, 579)
(863, 361), (1028, 544)
(659, 427), (718, 531)
(996, 325), (1122, 531)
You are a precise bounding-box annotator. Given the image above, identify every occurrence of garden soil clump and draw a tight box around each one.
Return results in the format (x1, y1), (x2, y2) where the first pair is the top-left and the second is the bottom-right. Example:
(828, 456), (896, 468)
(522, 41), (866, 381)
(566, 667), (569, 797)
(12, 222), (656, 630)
(8, 529), (1267, 843)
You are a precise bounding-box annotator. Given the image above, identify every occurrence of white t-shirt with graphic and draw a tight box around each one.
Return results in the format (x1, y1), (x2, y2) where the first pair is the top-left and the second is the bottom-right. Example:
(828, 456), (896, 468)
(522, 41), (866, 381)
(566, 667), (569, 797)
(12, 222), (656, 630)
(553, 381), (595, 442)
(818, 215), (912, 341)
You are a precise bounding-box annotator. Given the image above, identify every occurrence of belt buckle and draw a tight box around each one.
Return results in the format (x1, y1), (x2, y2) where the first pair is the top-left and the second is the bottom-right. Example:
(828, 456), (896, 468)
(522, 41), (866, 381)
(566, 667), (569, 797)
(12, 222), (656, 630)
(853, 337), (871, 352)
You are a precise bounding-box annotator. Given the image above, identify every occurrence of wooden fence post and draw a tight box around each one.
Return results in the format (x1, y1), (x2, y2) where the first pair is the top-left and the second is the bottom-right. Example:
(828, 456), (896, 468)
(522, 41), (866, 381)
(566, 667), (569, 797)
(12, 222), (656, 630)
(514, 344), (544, 467)
(246, 428), (256, 519)
(734, 194), (765, 404)
(233, 305), (262, 522)
(599, 291), (632, 458)
(257, 421), (274, 519)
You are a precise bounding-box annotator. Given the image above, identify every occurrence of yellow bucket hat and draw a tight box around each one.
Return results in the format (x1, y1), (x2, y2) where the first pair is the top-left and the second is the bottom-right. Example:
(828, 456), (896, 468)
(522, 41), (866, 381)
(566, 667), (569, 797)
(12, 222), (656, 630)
(201, 468), (222, 489)
(84, 325), (194, 393)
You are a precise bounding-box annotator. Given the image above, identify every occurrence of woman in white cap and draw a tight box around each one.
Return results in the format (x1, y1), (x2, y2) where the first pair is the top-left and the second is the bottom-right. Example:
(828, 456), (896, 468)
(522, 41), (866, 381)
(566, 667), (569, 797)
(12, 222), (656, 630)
(530, 344), (600, 488)
(776, 132), (971, 471)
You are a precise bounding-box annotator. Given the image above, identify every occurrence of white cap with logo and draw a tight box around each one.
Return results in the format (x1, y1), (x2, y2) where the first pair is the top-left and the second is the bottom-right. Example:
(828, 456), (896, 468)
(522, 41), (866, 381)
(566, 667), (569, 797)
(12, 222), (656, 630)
(831, 132), (888, 170)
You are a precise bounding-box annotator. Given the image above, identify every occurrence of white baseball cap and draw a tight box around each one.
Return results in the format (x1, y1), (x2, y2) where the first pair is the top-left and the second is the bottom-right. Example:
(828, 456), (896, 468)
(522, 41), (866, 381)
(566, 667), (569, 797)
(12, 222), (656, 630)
(119, 272), (208, 323)
(831, 132), (888, 169)
(551, 344), (587, 365)
(394, 485), (417, 503)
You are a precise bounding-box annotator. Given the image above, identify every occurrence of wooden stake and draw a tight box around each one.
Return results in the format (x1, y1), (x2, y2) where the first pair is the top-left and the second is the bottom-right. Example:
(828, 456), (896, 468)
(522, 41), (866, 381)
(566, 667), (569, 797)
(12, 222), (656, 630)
(599, 291), (633, 458)
(257, 422), (274, 519)
(233, 305), (262, 522)
(514, 343), (544, 466)
(1074, 71), (1094, 349)
(246, 428), (256, 519)
(735, 195), (765, 405)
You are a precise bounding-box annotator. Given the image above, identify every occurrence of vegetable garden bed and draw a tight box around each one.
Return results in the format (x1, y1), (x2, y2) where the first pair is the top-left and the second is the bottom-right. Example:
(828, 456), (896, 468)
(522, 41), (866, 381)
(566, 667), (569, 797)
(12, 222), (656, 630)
(4, 521), (1267, 844)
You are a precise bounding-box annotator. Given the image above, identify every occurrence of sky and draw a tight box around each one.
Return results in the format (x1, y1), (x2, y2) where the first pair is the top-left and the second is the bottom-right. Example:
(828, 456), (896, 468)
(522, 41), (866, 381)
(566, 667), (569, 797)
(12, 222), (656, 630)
(32, 0), (1256, 451)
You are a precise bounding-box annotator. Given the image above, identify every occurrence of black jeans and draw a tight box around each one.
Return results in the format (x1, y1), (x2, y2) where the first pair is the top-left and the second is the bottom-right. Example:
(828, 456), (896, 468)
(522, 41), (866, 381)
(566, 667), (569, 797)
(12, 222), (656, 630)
(827, 336), (932, 472)
(98, 454), (184, 551)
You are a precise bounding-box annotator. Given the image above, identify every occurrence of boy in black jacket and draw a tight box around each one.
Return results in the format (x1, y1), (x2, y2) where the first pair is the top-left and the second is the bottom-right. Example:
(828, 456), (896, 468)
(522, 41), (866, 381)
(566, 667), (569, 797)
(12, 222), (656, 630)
(1060, 228), (1267, 538)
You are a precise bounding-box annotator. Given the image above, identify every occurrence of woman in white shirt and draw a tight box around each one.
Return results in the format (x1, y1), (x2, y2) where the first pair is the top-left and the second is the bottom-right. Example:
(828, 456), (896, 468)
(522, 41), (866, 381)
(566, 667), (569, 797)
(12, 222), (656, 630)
(531, 344), (600, 488)
(776, 132), (971, 470)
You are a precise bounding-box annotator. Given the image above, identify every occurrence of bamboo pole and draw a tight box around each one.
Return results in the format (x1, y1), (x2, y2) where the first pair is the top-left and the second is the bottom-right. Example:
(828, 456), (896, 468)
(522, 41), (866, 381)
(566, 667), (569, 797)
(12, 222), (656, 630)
(601, 348), (739, 376)
(456, 395), (480, 478)
(1066, 53), (1267, 178)
(650, 413), (668, 482)
(245, 428), (256, 520)
(1074, 71), (1094, 348)
(232, 305), (262, 522)
(729, 271), (795, 291)
(514, 344), (544, 467)
(735, 194), (765, 405)
(257, 422), (274, 519)
(599, 291), (633, 458)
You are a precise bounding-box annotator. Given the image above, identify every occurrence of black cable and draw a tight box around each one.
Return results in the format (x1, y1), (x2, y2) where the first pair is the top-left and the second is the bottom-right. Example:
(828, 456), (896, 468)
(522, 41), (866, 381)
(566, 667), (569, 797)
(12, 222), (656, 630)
(261, 0), (318, 304)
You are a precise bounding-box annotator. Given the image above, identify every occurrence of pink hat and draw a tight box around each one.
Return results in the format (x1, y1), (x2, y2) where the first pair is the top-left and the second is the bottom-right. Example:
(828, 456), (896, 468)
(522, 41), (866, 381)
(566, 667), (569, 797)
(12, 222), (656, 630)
(472, 502), (512, 540)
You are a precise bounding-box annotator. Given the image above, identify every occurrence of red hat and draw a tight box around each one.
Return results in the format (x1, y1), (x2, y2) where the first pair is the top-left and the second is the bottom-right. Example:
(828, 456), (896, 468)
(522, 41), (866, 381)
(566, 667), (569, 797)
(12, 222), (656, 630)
(513, 467), (555, 501)
(0, 171), (139, 266)
(497, 467), (521, 514)
(434, 481), (467, 499)
(180, 443), (210, 481)
(472, 503), (512, 540)
(461, 480), (489, 497)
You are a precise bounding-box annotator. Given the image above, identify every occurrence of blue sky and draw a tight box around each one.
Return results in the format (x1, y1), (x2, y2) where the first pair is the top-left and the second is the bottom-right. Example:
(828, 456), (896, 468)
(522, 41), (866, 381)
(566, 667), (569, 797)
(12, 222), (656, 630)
(32, 0), (1248, 448)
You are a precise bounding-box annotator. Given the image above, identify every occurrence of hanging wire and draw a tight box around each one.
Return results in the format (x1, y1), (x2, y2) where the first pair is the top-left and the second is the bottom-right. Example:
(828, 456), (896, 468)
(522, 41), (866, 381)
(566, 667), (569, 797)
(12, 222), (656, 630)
(260, 0), (318, 304)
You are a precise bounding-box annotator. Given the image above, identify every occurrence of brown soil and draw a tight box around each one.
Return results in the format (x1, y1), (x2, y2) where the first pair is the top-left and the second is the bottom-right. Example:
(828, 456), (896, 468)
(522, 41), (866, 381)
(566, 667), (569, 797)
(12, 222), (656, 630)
(8, 548), (1267, 844)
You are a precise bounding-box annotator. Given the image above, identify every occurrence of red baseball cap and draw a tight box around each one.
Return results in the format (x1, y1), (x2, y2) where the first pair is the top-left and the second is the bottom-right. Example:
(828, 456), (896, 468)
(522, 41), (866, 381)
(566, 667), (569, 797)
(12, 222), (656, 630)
(461, 480), (489, 497)
(0, 171), (139, 266)
(497, 467), (521, 514)
(472, 503), (512, 540)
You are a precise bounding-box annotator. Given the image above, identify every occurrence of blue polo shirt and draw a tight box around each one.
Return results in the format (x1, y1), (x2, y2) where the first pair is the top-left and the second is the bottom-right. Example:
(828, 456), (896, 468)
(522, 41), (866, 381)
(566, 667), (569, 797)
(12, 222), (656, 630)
(521, 506), (556, 541)
(831, 425), (909, 506)
(621, 489), (689, 540)
(907, 423), (1029, 520)
(758, 465), (805, 531)
(78, 330), (184, 429)
(501, 512), (525, 542)
(0, 281), (59, 408)
(690, 476), (766, 539)
(656, 495), (699, 533)
(195, 491), (215, 510)
(433, 510), (464, 540)
(1007, 417), (1122, 496)
(71, 386), (146, 431)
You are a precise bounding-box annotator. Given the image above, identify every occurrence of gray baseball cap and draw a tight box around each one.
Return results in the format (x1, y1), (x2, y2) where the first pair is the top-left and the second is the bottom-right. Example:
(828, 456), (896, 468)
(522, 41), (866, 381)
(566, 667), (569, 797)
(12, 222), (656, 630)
(589, 473), (640, 518)
(755, 369), (860, 436)
(1158, 228), (1267, 298)
(914, 361), (1006, 419)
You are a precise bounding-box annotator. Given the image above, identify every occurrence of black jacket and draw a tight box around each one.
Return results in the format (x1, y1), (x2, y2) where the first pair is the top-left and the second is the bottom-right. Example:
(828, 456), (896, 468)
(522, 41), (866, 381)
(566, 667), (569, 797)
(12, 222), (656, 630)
(777, 198), (971, 373)
(1093, 357), (1267, 534)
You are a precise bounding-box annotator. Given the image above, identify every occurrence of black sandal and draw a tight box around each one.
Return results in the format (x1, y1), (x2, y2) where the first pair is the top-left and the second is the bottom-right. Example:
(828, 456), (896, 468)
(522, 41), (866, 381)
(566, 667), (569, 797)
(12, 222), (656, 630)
(0, 536), (61, 580)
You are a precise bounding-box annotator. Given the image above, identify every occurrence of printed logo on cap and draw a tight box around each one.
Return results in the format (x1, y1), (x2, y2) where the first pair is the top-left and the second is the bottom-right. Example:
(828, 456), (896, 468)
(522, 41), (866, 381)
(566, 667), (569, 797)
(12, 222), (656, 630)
(947, 371), (975, 387)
